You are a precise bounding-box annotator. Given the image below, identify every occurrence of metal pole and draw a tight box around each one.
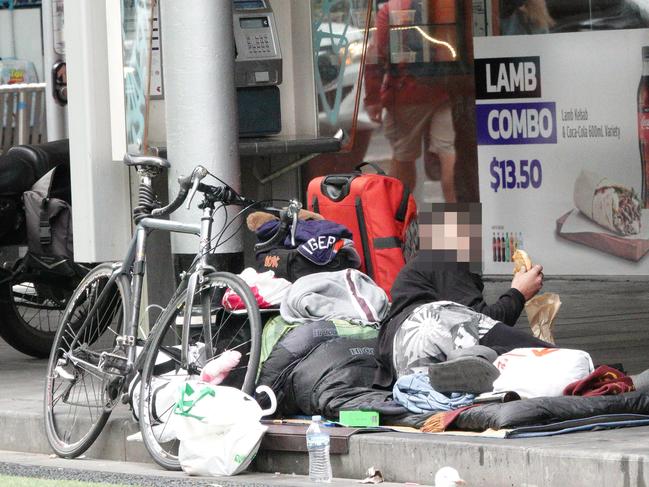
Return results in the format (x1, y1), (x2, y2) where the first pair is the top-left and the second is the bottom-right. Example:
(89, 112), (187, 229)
(16, 90), (28, 144)
(41, 0), (68, 140)
(7, 2), (16, 58)
(160, 0), (242, 259)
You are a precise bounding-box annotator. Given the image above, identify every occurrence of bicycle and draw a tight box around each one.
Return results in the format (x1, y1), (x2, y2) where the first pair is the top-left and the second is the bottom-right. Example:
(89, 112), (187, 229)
(44, 154), (298, 470)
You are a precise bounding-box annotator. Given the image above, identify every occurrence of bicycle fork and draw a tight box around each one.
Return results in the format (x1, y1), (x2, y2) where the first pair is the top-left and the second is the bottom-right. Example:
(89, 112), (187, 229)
(180, 205), (215, 370)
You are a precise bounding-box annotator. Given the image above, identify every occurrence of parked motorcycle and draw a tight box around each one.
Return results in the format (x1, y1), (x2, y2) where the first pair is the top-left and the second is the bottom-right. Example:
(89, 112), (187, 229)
(0, 139), (88, 357)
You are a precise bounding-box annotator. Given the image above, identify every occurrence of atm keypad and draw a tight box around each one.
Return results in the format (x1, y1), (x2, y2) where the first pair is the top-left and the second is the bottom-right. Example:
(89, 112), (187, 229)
(246, 34), (272, 55)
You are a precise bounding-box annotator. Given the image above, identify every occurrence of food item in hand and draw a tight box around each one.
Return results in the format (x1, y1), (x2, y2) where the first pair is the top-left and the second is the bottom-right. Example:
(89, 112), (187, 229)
(512, 249), (532, 274)
(573, 170), (642, 236)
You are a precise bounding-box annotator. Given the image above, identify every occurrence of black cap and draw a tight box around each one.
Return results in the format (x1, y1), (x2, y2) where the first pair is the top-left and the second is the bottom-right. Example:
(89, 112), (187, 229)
(643, 46), (649, 59)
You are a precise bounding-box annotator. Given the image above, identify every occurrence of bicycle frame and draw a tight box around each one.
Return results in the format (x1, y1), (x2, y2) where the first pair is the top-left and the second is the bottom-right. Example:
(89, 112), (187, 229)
(65, 193), (217, 382)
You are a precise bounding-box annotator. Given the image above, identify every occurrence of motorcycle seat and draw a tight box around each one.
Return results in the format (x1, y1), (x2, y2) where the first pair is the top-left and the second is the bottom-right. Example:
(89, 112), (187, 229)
(0, 139), (70, 201)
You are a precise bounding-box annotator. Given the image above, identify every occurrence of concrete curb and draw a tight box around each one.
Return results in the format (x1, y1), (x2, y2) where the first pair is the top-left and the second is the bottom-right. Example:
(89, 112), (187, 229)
(256, 431), (649, 486)
(3, 409), (649, 487)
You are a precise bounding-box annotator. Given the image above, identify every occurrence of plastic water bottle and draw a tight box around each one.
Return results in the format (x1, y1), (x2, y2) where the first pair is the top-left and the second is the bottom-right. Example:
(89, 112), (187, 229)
(306, 415), (332, 483)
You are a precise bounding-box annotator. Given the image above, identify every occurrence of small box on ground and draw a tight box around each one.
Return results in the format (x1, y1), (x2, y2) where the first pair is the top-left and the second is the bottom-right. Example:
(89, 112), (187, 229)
(339, 410), (379, 428)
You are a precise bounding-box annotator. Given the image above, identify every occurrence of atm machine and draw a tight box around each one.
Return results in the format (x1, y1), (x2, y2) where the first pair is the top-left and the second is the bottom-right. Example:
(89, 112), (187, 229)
(232, 0), (283, 136)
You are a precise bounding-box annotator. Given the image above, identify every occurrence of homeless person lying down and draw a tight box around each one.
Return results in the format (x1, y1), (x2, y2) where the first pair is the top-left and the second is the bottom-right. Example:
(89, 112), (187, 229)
(375, 203), (649, 394)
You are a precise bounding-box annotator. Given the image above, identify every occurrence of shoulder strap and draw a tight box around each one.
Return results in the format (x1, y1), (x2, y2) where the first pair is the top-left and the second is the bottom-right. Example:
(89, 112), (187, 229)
(31, 166), (60, 246)
(395, 186), (411, 222)
(355, 162), (386, 175)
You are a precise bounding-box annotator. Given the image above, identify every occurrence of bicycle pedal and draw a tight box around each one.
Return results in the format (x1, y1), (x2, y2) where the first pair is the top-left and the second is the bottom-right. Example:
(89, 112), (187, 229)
(99, 352), (130, 375)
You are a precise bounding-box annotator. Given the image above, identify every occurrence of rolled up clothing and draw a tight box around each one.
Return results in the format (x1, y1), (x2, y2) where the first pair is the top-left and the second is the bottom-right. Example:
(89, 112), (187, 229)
(563, 365), (634, 397)
(279, 268), (389, 325)
(573, 170), (641, 236)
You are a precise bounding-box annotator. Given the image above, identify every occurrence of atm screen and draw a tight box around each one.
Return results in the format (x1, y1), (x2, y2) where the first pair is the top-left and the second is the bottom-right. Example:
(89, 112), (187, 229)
(240, 17), (269, 29)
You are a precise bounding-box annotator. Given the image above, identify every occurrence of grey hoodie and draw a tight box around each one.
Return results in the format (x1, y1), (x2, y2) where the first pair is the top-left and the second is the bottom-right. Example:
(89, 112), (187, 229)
(280, 269), (389, 325)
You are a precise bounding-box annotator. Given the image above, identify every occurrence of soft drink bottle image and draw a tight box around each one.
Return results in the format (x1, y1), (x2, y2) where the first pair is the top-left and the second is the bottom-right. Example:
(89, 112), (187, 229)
(638, 46), (649, 207)
(496, 233), (502, 262)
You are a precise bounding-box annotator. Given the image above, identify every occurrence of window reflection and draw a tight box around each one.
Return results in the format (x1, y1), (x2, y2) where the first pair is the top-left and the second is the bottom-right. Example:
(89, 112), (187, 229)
(499, 0), (555, 35)
(308, 0), (649, 207)
(308, 0), (478, 205)
(496, 0), (649, 35)
(121, 0), (155, 155)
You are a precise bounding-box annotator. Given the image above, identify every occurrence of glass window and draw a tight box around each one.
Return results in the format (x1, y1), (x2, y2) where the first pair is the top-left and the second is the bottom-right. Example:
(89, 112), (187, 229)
(121, 0), (156, 154)
(308, 0), (478, 205)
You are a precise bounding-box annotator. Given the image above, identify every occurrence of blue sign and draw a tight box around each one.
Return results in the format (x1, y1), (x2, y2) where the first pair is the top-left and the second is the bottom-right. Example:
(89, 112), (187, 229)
(0, 0), (41, 8)
(476, 102), (557, 145)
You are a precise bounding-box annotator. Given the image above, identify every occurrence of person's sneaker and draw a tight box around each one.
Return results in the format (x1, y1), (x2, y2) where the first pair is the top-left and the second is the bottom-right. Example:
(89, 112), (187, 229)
(447, 345), (498, 364)
(428, 356), (501, 394)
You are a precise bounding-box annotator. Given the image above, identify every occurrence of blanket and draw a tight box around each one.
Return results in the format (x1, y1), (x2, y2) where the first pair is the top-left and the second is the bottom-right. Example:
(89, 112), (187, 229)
(449, 391), (649, 431)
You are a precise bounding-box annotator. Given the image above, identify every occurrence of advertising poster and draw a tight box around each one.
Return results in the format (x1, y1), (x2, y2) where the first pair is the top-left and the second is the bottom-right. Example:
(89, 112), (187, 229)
(474, 29), (649, 275)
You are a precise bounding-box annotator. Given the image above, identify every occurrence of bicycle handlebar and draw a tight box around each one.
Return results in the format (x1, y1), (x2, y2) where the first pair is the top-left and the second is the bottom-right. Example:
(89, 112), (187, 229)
(150, 173), (193, 218)
(146, 165), (300, 253)
(254, 210), (290, 254)
(254, 200), (301, 253)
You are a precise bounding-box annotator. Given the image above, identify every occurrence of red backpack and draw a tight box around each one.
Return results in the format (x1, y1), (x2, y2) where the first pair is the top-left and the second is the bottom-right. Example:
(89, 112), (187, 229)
(307, 163), (417, 299)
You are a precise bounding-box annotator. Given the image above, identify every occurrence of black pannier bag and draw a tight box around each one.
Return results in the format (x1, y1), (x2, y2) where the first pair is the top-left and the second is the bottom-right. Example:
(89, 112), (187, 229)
(23, 164), (74, 260)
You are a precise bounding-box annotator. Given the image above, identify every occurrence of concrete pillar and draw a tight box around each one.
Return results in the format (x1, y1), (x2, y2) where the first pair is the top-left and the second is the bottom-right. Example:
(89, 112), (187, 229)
(41, 0), (68, 141)
(160, 0), (242, 259)
(65, 0), (131, 261)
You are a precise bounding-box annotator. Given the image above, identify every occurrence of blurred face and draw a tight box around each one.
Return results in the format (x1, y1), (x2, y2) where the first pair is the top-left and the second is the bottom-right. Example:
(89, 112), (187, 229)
(418, 203), (483, 272)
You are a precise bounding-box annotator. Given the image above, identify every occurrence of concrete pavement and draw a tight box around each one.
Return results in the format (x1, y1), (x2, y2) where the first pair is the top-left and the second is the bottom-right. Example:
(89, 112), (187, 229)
(0, 450), (403, 487)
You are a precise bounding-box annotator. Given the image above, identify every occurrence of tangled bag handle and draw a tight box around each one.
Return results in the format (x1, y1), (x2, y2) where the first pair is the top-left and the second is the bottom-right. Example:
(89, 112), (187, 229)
(174, 383), (216, 421)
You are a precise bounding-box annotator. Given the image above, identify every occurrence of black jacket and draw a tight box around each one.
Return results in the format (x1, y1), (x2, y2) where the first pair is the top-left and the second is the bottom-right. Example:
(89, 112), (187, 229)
(375, 251), (525, 387)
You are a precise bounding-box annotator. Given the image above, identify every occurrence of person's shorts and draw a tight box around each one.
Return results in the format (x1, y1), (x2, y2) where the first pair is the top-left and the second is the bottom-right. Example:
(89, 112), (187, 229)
(383, 100), (455, 162)
(392, 301), (497, 378)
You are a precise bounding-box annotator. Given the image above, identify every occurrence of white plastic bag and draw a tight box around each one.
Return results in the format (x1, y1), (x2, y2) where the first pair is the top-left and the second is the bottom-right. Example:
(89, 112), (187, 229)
(492, 348), (594, 398)
(174, 381), (276, 476)
(179, 421), (268, 477)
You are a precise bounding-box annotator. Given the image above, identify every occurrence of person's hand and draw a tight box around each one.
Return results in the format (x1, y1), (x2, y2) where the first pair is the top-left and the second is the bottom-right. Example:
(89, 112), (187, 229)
(511, 264), (543, 301)
(365, 104), (383, 124)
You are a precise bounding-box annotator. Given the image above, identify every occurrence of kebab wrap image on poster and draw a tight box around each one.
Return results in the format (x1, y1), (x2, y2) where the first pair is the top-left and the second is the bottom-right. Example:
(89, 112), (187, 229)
(573, 170), (642, 236)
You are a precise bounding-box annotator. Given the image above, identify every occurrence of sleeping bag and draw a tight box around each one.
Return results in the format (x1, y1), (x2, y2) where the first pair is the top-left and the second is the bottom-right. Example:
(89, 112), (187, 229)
(450, 390), (649, 431)
(280, 337), (407, 419)
(257, 318), (378, 409)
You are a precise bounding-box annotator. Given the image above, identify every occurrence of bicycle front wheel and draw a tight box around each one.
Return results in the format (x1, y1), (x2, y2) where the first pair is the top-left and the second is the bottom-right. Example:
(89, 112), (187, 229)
(138, 271), (262, 470)
(44, 263), (131, 458)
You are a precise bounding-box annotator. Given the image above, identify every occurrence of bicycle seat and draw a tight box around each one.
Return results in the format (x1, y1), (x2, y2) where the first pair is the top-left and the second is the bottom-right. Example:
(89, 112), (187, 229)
(0, 139), (70, 198)
(123, 154), (171, 170)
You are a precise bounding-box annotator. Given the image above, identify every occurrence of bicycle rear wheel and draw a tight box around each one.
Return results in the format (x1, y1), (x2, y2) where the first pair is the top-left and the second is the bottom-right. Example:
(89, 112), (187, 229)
(138, 271), (262, 470)
(44, 263), (131, 458)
